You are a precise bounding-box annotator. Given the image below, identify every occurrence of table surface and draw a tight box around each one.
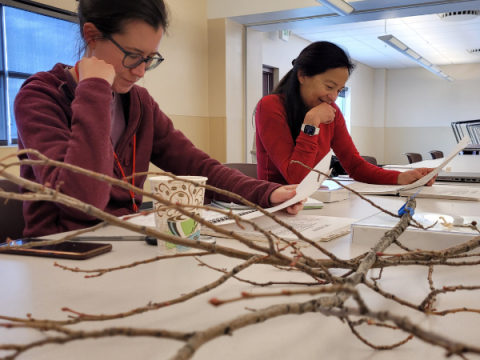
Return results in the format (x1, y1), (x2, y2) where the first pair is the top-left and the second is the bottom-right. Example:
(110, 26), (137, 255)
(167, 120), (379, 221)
(1, 194), (480, 360)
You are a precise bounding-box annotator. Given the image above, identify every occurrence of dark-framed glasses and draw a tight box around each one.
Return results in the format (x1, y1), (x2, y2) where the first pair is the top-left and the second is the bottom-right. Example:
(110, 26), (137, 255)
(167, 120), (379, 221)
(103, 33), (164, 71)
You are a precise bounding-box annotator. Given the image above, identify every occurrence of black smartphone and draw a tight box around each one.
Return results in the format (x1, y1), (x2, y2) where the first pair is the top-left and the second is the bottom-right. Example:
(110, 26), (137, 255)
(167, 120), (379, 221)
(0, 239), (112, 260)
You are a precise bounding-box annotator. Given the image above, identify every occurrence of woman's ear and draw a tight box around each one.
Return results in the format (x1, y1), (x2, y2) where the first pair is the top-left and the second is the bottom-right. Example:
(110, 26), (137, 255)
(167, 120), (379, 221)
(83, 22), (103, 48)
(297, 70), (305, 85)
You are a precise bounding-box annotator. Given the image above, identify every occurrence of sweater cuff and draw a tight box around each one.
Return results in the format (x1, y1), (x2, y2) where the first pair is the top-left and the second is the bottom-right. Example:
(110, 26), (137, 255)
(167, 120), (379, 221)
(263, 183), (283, 208)
(385, 170), (401, 185)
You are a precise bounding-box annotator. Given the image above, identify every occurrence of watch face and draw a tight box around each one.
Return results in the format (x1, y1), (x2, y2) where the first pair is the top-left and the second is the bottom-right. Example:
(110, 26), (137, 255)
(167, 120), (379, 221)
(304, 124), (316, 135)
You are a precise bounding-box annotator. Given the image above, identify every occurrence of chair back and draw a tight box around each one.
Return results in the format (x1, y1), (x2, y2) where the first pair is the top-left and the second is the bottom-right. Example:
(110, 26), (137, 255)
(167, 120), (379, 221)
(361, 155), (378, 166)
(404, 152), (423, 164)
(428, 150), (444, 159)
(223, 163), (258, 179)
(0, 179), (25, 242)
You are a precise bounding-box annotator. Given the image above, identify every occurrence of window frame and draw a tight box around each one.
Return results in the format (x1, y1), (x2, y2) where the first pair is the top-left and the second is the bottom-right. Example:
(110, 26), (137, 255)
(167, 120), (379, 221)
(0, 0), (78, 146)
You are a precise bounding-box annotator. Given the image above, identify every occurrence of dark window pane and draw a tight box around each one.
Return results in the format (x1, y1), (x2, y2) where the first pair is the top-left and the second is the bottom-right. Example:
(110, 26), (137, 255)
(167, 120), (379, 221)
(4, 6), (77, 74)
(8, 77), (26, 140)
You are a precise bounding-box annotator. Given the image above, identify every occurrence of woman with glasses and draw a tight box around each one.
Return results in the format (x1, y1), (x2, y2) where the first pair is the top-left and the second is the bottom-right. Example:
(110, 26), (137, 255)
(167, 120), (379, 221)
(14, 0), (303, 238)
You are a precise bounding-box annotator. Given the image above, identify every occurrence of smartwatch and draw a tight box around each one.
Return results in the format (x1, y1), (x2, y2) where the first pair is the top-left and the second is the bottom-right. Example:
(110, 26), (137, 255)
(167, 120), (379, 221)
(301, 124), (320, 136)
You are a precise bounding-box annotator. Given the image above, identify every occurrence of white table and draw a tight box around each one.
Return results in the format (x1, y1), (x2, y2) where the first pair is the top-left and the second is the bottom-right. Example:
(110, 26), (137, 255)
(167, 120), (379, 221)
(1, 194), (480, 360)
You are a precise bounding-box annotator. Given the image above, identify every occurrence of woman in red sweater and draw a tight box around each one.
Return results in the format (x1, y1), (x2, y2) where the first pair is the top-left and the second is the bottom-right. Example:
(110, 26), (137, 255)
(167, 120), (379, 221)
(255, 41), (435, 186)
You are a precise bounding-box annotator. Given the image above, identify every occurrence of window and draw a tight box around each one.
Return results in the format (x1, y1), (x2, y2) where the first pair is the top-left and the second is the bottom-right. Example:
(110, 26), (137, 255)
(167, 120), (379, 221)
(0, 1), (77, 146)
(335, 87), (347, 114)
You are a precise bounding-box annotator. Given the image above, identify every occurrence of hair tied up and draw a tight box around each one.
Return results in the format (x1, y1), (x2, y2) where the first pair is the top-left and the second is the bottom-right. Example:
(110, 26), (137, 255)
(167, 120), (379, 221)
(291, 58), (296, 66)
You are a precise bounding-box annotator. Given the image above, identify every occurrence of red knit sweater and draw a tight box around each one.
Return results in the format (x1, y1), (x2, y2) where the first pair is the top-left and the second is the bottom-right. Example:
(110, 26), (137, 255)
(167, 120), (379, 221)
(255, 94), (400, 185)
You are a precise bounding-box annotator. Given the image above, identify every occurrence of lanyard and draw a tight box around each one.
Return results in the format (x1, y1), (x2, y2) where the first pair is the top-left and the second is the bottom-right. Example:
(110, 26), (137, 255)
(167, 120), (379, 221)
(113, 136), (138, 213)
(75, 62), (138, 212)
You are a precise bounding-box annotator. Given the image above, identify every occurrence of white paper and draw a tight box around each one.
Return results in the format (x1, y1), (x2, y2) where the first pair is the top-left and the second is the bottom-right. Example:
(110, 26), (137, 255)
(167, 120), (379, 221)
(266, 156), (331, 214)
(207, 213), (358, 242)
(347, 136), (471, 195)
(403, 135), (471, 190)
(401, 185), (480, 200)
(345, 182), (404, 194)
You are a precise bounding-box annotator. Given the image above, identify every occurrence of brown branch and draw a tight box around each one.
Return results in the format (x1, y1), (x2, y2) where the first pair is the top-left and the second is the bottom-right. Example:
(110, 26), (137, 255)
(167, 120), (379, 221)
(346, 317), (413, 350)
(419, 285), (480, 312)
(426, 265), (436, 312)
(55, 251), (213, 278)
(0, 323), (190, 360)
(195, 257), (324, 287)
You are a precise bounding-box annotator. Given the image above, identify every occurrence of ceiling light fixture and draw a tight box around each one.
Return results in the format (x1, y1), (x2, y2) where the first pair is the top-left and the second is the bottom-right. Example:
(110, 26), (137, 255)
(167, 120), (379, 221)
(378, 34), (454, 82)
(316, 0), (355, 16)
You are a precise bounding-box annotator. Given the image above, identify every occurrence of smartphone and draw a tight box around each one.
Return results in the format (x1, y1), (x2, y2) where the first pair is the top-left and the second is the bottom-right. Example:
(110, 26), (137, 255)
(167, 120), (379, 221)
(0, 239), (112, 260)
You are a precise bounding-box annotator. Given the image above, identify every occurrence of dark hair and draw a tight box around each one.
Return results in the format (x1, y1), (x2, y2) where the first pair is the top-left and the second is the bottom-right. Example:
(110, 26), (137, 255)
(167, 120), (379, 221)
(270, 41), (355, 142)
(77, 0), (170, 54)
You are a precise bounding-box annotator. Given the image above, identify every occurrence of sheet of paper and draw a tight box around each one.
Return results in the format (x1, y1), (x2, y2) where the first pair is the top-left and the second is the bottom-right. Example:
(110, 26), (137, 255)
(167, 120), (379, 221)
(403, 135), (471, 190)
(344, 182), (404, 194)
(266, 154), (331, 214)
(209, 213), (358, 242)
(401, 185), (480, 200)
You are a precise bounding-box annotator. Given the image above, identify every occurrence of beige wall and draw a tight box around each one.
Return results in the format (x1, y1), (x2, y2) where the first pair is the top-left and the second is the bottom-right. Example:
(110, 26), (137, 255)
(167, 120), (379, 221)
(207, 18), (245, 163)
(0, 147), (20, 177)
(36, 0), (77, 12)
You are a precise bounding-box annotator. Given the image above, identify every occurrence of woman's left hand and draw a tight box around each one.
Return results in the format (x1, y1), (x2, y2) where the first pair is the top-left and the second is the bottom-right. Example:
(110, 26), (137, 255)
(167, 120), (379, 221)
(269, 185), (305, 215)
(397, 168), (437, 186)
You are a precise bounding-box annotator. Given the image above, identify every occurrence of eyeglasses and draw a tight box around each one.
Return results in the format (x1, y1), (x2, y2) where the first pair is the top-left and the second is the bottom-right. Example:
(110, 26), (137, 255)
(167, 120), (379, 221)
(103, 33), (164, 71)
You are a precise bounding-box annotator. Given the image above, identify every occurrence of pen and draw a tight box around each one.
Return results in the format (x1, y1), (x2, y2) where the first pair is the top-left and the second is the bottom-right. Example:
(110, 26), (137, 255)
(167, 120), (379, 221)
(71, 236), (147, 241)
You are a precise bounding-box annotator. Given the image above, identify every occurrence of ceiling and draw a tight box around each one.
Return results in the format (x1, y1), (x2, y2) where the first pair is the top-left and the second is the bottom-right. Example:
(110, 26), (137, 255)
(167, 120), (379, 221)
(292, 13), (480, 69)
(230, 0), (480, 69)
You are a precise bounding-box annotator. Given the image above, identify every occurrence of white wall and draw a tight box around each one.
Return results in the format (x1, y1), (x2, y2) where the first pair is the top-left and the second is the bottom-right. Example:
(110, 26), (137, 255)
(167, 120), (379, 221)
(386, 64), (480, 128)
(347, 62), (378, 160)
(207, 0), (317, 19)
(245, 31), (311, 163)
(262, 32), (311, 82)
(384, 63), (480, 164)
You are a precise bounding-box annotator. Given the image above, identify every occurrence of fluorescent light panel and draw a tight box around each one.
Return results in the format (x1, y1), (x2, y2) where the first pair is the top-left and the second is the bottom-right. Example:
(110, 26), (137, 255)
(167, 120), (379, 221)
(316, 0), (355, 16)
(378, 35), (454, 82)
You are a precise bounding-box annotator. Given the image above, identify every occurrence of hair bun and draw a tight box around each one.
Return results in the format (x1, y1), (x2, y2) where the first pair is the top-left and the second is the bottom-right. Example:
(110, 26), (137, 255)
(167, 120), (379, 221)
(291, 58), (296, 66)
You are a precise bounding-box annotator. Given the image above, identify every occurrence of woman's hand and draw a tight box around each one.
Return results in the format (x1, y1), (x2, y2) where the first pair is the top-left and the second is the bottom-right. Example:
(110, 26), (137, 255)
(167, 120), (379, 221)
(397, 168), (437, 186)
(304, 102), (336, 127)
(269, 185), (305, 215)
(76, 57), (115, 86)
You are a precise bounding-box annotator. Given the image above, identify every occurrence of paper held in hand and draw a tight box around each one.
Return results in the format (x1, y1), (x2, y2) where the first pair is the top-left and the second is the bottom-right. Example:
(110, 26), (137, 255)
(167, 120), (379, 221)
(346, 136), (474, 197)
(207, 153), (332, 226)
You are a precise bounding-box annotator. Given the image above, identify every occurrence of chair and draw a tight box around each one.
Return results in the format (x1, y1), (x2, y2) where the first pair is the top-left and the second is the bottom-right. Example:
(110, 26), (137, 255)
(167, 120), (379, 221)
(428, 150), (444, 159)
(404, 152), (423, 164)
(0, 179), (25, 241)
(361, 155), (378, 166)
(223, 163), (258, 179)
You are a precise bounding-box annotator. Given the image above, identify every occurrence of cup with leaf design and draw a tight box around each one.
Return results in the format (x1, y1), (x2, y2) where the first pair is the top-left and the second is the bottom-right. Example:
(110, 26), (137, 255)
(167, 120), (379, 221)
(150, 176), (207, 255)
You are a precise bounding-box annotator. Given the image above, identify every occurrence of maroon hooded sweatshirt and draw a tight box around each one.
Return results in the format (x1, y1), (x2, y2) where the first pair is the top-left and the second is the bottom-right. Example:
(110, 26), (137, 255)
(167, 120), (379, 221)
(15, 63), (280, 237)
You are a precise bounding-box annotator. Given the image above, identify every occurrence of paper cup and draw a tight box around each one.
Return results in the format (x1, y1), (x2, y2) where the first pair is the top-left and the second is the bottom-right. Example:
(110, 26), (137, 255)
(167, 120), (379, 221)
(150, 176), (207, 255)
